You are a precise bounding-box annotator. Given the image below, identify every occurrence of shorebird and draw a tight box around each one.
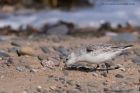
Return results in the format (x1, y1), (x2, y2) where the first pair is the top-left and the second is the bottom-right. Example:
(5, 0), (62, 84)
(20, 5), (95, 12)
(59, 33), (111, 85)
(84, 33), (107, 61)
(65, 44), (133, 72)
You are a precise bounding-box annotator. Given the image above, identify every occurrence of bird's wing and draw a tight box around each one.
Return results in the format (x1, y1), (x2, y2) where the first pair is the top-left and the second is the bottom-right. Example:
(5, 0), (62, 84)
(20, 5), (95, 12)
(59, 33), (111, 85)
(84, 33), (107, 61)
(86, 44), (113, 52)
(86, 44), (133, 53)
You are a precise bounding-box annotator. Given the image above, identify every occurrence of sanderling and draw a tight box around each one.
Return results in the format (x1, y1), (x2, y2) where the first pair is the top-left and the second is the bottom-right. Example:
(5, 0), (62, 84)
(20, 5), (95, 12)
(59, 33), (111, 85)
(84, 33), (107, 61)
(65, 44), (133, 72)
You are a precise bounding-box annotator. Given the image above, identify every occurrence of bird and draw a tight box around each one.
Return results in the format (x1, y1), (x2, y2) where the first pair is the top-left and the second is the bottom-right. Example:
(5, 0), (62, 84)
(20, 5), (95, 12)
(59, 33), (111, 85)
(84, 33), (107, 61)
(65, 44), (133, 72)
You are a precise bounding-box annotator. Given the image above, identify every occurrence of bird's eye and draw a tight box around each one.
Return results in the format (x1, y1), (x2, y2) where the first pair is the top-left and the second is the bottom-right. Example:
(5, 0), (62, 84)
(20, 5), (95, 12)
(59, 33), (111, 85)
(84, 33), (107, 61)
(66, 58), (68, 61)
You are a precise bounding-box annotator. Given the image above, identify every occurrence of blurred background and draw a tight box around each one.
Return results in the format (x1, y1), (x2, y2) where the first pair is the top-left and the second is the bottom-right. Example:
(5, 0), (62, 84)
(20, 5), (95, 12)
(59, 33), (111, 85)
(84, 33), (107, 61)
(0, 0), (139, 41)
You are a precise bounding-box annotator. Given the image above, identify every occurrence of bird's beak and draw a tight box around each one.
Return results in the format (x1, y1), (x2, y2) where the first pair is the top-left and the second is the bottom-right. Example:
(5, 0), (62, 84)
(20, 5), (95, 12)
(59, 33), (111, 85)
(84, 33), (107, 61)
(64, 64), (67, 68)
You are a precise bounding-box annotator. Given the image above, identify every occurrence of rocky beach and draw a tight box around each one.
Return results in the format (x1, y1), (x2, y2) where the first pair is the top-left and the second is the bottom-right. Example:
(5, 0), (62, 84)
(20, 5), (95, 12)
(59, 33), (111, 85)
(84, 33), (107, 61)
(0, 0), (140, 93)
(0, 34), (139, 93)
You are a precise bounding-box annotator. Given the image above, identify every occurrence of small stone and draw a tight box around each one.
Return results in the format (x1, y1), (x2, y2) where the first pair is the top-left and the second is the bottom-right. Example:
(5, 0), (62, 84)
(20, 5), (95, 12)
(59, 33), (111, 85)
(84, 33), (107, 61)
(20, 56), (42, 69)
(4, 57), (13, 66)
(0, 50), (10, 58)
(36, 85), (42, 92)
(57, 47), (69, 59)
(115, 74), (124, 78)
(41, 47), (49, 53)
(16, 66), (29, 72)
(92, 72), (98, 77)
(50, 86), (56, 90)
(41, 60), (55, 69)
(17, 47), (36, 56)
(11, 41), (23, 47)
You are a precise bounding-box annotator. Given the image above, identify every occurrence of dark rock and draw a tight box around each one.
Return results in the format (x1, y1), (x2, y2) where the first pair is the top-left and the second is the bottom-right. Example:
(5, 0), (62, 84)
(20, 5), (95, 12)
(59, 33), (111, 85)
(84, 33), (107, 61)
(115, 74), (124, 78)
(103, 88), (109, 92)
(57, 47), (69, 59)
(46, 24), (69, 35)
(40, 59), (56, 69)
(41, 46), (49, 53)
(0, 50), (10, 58)
(112, 33), (138, 42)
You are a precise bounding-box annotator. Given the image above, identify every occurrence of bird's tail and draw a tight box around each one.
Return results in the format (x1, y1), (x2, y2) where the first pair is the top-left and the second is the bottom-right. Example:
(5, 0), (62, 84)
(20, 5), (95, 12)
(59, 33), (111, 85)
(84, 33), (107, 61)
(123, 45), (133, 49)
(112, 45), (133, 50)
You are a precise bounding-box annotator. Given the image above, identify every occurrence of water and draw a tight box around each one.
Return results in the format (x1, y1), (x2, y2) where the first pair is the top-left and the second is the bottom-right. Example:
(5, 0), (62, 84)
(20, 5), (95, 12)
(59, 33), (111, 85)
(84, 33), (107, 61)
(0, 0), (140, 30)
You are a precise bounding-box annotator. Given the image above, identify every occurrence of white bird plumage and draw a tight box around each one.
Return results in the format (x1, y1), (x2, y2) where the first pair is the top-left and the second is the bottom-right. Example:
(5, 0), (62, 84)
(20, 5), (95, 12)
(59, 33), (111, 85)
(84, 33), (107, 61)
(65, 44), (133, 67)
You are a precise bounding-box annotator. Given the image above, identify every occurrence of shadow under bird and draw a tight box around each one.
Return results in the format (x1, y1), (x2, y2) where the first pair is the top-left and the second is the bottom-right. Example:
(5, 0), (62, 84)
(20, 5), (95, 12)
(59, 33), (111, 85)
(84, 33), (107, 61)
(65, 44), (133, 72)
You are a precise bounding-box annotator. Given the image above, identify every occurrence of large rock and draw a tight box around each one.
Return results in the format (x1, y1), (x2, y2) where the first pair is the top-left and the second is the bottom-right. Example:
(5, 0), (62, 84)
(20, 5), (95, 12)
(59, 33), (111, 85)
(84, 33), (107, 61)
(46, 24), (69, 35)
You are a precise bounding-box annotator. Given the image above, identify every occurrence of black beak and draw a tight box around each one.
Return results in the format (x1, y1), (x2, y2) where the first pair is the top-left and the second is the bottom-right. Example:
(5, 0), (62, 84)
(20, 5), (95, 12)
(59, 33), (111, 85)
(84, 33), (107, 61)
(64, 64), (67, 68)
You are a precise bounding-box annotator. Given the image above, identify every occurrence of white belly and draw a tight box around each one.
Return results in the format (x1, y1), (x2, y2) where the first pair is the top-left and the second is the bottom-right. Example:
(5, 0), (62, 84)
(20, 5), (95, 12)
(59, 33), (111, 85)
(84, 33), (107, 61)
(77, 51), (121, 64)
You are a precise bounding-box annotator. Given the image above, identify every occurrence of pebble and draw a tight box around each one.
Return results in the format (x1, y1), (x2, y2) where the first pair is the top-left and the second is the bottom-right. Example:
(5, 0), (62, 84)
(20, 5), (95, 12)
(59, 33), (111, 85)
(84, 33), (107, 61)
(38, 54), (48, 60)
(36, 85), (42, 92)
(41, 46), (49, 53)
(57, 47), (69, 59)
(0, 50), (10, 58)
(11, 41), (24, 47)
(92, 72), (98, 77)
(41, 60), (55, 69)
(115, 74), (124, 78)
(50, 86), (57, 90)
(20, 57), (42, 69)
(17, 47), (36, 56)
(4, 57), (13, 66)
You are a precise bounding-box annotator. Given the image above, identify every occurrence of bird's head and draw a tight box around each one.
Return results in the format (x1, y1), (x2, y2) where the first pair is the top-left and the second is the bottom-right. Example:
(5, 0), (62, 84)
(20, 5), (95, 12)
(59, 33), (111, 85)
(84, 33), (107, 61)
(65, 52), (77, 67)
